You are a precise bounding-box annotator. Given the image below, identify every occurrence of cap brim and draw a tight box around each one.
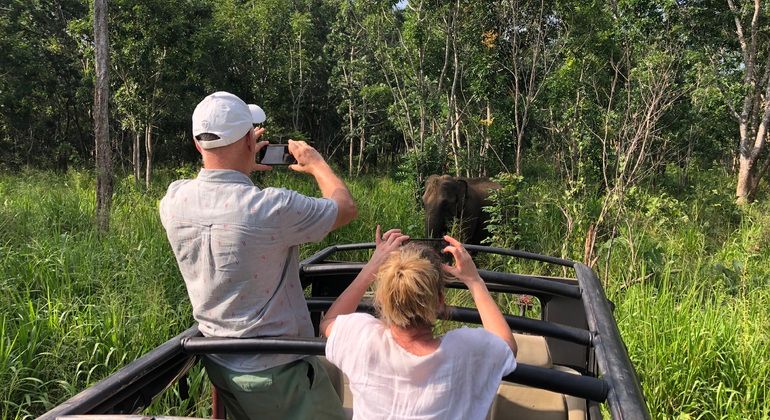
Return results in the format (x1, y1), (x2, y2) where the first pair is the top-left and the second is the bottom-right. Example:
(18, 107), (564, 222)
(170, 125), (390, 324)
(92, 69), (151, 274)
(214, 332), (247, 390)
(249, 104), (266, 124)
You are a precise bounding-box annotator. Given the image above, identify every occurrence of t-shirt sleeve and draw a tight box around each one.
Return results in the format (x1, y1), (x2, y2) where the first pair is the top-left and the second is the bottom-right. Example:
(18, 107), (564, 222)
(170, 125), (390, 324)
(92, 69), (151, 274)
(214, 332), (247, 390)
(493, 333), (517, 376)
(453, 328), (517, 376)
(268, 188), (338, 246)
(326, 313), (380, 373)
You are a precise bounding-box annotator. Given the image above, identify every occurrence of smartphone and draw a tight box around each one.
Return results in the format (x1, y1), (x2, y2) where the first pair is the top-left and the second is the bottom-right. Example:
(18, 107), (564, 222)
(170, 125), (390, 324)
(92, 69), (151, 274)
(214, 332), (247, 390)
(259, 144), (297, 165)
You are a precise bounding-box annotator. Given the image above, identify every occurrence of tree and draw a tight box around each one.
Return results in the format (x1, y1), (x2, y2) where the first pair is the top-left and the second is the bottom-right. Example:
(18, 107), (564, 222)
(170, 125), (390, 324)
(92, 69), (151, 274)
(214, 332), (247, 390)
(724, 0), (770, 204)
(94, 0), (112, 232)
(0, 0), (92, 170)
(497, 0), (564, 176)
(111, 0), (207, 188)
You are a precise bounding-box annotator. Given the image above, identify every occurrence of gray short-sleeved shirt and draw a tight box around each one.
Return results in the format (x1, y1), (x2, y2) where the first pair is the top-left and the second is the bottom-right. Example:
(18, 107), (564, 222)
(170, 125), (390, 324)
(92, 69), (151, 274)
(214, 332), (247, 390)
(159, 169), (338, 372)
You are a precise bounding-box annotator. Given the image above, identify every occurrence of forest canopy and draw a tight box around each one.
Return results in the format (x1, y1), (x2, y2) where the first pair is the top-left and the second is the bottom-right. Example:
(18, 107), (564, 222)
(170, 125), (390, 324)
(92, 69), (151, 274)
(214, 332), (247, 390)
(0, 0), (767, 203)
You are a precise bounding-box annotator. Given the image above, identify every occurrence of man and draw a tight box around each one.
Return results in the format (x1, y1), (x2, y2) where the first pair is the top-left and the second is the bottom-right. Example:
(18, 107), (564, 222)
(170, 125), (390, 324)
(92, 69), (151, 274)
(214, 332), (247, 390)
(159, 91), (356, 419)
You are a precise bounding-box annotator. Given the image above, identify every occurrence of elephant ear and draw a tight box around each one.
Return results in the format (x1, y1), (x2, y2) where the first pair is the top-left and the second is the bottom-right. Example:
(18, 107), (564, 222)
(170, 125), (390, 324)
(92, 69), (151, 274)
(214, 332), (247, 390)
(425, 175), (441, 192)
(423, 175), (441, 201)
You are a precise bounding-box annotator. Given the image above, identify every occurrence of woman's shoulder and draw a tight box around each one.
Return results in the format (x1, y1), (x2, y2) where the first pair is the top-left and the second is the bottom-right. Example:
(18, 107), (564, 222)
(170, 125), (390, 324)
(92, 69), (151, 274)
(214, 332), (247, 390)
(443, 327), (509, 349)
(338, 312), (377, 322)
(326, 313), (384, 361)
(334, 312), (383, 331)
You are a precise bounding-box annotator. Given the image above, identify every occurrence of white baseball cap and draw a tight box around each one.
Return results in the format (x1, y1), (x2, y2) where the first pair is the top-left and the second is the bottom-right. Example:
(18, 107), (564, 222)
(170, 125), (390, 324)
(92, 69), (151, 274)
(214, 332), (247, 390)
(192, 91), (265, 149)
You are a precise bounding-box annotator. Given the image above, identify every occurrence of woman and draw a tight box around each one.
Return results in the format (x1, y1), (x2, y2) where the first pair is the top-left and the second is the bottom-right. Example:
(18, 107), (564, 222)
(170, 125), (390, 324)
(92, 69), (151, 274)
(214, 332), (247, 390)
(321, 227), (518, 420)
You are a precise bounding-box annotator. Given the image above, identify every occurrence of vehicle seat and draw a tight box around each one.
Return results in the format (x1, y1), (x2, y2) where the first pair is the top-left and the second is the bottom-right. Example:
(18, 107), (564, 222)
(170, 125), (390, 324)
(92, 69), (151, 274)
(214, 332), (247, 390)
(486, 333), (587, 420)
(318, 356), (354, 417)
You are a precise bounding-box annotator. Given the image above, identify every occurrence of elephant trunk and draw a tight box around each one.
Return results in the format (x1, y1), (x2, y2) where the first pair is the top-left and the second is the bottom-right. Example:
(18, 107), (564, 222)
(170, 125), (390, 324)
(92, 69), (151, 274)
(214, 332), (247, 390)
(425, 207), (447, 239)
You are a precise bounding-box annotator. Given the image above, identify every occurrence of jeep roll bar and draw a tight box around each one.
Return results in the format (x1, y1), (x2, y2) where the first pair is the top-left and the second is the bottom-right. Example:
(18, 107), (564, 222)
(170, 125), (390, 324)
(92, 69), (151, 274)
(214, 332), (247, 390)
(41, 243), (649, 420)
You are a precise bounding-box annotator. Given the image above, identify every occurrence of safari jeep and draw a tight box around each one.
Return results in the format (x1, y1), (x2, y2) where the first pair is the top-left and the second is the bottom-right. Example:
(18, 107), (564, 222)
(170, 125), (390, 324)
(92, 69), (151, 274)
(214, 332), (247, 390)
(42, 242), (649, 419)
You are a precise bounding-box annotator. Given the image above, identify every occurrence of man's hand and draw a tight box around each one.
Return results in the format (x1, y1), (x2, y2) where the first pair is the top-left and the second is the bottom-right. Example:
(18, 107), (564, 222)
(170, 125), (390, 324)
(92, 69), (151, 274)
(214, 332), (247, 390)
(251, 128), (272, 172)
(286, 139), (357, 230)
(288, 140), (327, 175)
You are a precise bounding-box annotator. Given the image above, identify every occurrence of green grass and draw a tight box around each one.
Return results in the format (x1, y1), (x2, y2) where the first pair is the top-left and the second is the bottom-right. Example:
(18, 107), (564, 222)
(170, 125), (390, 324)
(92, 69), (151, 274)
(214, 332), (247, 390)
(1, 166), (769, 419)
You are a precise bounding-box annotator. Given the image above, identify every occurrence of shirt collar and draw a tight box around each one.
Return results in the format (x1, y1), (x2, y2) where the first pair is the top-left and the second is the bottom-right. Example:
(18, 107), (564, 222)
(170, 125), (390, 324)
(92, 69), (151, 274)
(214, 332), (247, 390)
(197, 169), (254, 186)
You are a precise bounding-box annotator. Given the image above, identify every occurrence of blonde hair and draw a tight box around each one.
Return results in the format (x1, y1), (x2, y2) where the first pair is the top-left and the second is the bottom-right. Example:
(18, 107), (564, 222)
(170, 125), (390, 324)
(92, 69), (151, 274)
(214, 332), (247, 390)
(373, 243), (445, 328)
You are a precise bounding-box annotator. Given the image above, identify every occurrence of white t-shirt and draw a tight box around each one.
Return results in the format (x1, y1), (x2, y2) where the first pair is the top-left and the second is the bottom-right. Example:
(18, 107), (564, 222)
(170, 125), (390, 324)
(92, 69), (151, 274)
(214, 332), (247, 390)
(326, 313), (517, 420)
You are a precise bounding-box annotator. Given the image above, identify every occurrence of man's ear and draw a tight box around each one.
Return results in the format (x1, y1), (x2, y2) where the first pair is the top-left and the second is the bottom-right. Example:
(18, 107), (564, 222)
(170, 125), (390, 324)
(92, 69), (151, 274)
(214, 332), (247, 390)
(193, 138), (202, 153)
(243, 131), (254, 152)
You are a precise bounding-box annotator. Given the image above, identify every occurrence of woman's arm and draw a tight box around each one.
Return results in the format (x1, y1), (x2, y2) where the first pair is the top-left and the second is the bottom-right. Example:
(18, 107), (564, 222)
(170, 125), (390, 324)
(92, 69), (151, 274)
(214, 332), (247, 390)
(320, 226), (409, 337)
(442, 236), (518, 356)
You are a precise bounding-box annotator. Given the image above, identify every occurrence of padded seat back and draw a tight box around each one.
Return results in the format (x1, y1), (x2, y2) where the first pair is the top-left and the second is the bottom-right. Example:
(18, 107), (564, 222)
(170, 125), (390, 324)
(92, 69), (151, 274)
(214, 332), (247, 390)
(511, 333), (552, 368)
(318, 355), (354, 412)
(486, 334), (587, 420)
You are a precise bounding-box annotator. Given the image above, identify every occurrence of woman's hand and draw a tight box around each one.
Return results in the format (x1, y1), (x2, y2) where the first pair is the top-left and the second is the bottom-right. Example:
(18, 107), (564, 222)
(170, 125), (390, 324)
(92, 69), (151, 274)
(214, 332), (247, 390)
(441, 235), (482, 285)
(369, 225), (410, 268)
(441, 235), (517, 354)
(320, 225), (408, 337)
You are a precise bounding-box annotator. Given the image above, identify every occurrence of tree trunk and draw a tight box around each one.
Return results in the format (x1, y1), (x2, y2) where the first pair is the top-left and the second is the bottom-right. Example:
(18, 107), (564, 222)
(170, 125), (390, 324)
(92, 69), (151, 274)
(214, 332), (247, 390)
(357, 119), (365, 176)
(727, 0), (770, 204)
(480, 100), (491, 177)
(449, 17), (461, 176)
(736, 152), (764, 204)
(515, 129), (524, 176)
(133, 129), (141, 185)
(93, 0), (112, 233)
(348, 99), (354, 178)
(145, 123), (153, 189)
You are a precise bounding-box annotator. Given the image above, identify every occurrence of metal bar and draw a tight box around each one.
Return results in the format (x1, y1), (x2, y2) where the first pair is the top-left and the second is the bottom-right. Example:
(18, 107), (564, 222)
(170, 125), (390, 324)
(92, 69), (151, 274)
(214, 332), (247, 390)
(334, 242), (376, 251)
(301, 264), (581, 299)
(463, 245), (576, 267)
(39, 325), (201, 419)
(503, 364), (608, 402)
(447, 307), (593, 345)
(574, 263), (650, 419)
(301, 263), (364, 275)
(301, 243), (576, 268)
(181, 337), (608, 401)
(478, 270), (582, 299)
(303, 299), (591, 345)
(182, 336), (325, 354)
(300, 245), (340, 265)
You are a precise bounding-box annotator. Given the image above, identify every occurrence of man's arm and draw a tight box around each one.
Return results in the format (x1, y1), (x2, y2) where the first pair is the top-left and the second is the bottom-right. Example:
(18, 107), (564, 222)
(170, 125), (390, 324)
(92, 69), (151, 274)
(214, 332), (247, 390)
(288, 140), (357, 230)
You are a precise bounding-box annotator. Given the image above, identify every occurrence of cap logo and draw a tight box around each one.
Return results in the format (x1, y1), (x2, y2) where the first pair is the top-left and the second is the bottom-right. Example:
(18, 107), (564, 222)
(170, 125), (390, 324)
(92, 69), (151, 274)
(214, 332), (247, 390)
(201, 120), (210, 129)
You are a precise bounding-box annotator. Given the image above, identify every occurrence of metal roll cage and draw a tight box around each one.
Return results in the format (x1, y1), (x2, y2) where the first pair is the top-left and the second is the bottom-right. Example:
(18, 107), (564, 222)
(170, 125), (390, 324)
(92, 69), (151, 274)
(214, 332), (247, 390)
(42, 243), (649, 420)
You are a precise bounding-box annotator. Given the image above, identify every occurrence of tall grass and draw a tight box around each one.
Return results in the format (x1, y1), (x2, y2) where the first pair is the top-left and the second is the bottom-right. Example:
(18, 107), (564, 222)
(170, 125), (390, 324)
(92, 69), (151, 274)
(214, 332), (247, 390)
(1, 166), (768, 419)
(0, 168), (421, 419)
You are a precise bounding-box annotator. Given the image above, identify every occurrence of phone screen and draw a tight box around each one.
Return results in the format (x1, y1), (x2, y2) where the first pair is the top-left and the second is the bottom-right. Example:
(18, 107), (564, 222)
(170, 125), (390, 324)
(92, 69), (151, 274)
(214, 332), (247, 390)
(259, 145), (296, 165)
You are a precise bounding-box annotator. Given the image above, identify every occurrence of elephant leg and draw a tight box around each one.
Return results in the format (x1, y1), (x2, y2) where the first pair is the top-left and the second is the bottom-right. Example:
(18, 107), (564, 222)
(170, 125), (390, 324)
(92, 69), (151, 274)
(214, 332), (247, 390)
(455, 216), (477, 246)
(468, 217), (481, 245)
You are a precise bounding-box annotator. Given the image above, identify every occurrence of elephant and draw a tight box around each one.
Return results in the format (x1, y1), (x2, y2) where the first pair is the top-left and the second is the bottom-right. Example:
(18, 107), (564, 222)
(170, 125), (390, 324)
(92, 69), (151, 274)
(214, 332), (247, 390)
(422, 174), (501, 245)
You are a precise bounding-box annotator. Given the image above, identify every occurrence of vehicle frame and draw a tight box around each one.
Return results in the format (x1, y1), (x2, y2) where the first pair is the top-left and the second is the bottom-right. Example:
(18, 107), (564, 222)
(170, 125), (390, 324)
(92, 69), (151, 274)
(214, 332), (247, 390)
(42, 242), (649, 420)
